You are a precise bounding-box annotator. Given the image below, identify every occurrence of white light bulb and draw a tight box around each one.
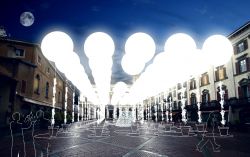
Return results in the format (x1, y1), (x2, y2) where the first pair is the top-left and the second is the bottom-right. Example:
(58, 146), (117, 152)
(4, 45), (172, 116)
(125, 32), (156, 63)
(121, 53), (145, 75)
(202, 35), (233, 67)
(84, 32), (115, 59)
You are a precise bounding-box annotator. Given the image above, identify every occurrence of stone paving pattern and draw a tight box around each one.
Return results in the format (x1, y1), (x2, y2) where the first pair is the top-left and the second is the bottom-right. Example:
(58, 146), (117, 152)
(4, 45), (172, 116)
(0, 120), (250, 157)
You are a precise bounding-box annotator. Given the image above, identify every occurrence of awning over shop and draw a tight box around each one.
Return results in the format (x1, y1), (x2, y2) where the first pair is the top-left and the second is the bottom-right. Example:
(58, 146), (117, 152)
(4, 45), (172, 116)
(23, 97), (62, 109)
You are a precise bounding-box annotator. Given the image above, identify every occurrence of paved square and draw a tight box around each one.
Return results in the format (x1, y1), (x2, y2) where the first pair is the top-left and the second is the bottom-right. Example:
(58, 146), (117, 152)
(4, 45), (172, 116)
(1, 120), (250, 157)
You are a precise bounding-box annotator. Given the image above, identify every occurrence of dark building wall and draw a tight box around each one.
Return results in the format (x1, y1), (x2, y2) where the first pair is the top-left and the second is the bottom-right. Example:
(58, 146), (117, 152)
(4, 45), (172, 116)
(0, 76), (16, 127)
(0, 39), (80, 127)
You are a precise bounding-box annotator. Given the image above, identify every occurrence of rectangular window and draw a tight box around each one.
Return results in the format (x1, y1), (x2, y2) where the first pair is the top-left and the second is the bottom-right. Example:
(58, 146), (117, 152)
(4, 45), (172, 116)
(34, 75), (40, 94)
(177, 93), (181, 100)
(190, 79), (196, 90)
(240, 59), (247, 73)
(215, 67), (227, 81)
(236, 39), (248, 54)
(45, 82), (49, 98)
(21, 80), (26, 93)
(15, 48), (25, 57)
(218, 68), (224, 80)
(238, 42), (245, 52)
(47, 67), (50, 74)
(58, 91), (61, 103)
(201, 73), (209, 86)
(37, 56), (41, 64)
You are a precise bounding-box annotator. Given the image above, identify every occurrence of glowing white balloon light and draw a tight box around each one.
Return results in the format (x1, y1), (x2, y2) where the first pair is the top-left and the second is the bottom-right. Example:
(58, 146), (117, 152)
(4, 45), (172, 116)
(163, 33), (197, 82)
(56, 51), (80, 74)
(153, 52), (167, 64)
(84, 32), (115, 59)
(121, 54), (145, 75)
(151, 52), (173, 93)
(89, 58), (113, 72)
(41, 31), (73, 62)
(112, 82), (128, 104)
(125, 32), (156, 63)
(164, 33), (196, 54)
(202, 35), (233, 67)
(190, 49), (210, 77)
(132, 64), (158, 97)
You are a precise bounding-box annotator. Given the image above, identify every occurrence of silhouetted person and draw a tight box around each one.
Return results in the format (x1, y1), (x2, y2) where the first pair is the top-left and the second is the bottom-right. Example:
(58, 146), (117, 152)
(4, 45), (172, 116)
(10, 112), (31, 157)
(196, 112), (221, 152)
(31, 110), (52, 157)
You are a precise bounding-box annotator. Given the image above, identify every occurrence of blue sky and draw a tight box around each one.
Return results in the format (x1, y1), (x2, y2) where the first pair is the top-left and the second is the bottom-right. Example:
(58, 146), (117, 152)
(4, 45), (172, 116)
(1, 0), (250, 84)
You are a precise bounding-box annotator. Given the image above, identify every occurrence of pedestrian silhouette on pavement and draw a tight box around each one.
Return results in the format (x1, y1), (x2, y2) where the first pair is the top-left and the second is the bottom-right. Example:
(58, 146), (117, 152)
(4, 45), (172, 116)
(31, 110), (53, 157)
(196, 112), (221, 152)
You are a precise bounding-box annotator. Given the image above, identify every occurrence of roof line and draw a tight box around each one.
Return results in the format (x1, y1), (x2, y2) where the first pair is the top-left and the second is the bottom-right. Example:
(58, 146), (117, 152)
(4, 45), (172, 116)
(227, 21), (250, 38)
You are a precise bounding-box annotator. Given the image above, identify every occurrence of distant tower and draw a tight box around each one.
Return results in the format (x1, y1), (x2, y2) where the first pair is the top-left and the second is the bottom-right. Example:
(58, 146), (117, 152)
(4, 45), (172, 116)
(0, 26), (7, 38)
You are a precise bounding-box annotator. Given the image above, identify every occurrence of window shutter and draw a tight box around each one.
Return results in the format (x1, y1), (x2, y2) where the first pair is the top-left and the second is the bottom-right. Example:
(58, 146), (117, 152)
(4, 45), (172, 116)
(215, 71), (219, 81)
(247, 57), (250, 71)
(238, 86), (242, 98)
(207, 74), (209, 84)
(223, 67), (227, 78)
(235, 62), (239, 74)
(233, 45), (237, 54)
(244, 39), (248, 50)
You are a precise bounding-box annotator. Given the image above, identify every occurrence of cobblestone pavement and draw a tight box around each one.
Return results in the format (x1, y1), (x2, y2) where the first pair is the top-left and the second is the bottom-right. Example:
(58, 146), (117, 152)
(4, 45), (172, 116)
(1, 120), (250, 157)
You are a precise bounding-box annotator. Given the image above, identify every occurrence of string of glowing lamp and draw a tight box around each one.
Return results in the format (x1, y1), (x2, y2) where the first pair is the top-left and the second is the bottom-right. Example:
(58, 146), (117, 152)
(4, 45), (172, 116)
(119, 32), (156, 105)
(40, 30), (233, 123)
(121, 32), (156, 75)
(41, 31), (98, 105)
(121, 33), (233, 106)
(84, 32), (115, 105)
